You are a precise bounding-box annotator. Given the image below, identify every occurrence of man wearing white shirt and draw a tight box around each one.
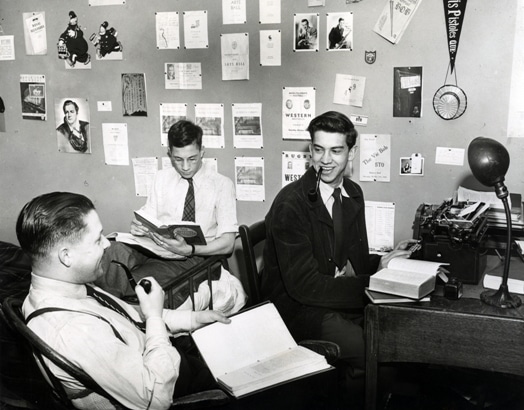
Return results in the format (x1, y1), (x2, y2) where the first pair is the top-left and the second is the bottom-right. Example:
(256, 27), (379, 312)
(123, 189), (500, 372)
(18, 192), (229, 409)
(97, 120), (239, 301)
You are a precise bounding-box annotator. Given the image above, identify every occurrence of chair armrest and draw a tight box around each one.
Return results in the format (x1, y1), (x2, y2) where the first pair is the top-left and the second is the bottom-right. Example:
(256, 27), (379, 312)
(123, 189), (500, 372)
(171, 388), (230, 409)
(299, 340), (341, 365)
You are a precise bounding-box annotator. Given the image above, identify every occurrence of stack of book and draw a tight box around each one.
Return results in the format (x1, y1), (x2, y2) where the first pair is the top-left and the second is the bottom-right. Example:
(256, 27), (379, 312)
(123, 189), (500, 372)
(366, 258), (448, 304)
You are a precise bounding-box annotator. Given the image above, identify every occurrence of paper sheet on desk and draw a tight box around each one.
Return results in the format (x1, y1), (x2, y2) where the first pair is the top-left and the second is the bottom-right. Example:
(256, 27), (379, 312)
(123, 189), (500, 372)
(107, 232), (185, 260)
(457, 186), (508, 210)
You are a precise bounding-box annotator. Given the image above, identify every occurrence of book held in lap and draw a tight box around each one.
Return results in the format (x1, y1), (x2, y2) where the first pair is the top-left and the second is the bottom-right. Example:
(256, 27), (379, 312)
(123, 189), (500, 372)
(191, 302), (330, 398)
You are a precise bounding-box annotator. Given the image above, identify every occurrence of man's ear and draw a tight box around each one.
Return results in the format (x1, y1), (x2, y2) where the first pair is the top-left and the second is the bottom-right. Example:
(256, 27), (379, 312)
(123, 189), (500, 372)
(58, 246), (72, 268)
(309, 143), (313, 156)
(348, 146), (357, 161)
(200, 146), (205, 158)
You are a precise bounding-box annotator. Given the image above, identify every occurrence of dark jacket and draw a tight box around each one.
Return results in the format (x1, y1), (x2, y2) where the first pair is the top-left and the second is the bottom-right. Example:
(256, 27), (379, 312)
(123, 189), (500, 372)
(261, 166), (380, 340)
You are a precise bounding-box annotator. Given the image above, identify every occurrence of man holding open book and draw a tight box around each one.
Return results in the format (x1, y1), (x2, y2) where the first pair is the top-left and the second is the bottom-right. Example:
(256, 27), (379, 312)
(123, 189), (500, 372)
(96, 120), (241, 306)
(262, 111), (413, 407)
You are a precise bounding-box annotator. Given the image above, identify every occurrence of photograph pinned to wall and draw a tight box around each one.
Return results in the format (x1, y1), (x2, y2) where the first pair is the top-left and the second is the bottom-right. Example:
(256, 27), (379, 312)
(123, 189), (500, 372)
(195, 103), (225, 149)
(282, 86), (315, 140)
(102, 123), (129, 166)
(223, 0), (247, 25)
(259, 0), (281, 24)
(122, 73), (147, 116)
(232, 103), (263, 149)
(333, 74), (366, 107)
(400, 153), (424, 176)
(260, 29), (281, 66)
(160, 103), (187, 147)
(183, 10), (209, 49)
(326, 12), (353, 51)
(282, 151), (312, 188)
(393, 66), (422, 117)
(23, 12), (47, 55)
(54, 97), (91, 154)
(294, 13), (319, 51)
(156, 12), (180, 50)
(20, 74), (46, 120)
(165, 63), (202, 90)
(132, 157), (158, 197)
(221, 33), (249, 81)
(235, 156), (265, 202)
(57, 11), (91, 69)
(90, 21), (123, 60)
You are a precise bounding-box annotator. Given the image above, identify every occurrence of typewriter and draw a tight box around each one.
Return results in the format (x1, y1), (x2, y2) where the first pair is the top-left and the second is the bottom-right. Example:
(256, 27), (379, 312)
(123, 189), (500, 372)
(412, 200), (489, 284)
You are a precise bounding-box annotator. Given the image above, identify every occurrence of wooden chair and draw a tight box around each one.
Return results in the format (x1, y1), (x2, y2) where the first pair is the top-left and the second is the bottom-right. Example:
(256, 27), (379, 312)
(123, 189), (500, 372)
(238, 221), (340, 364)
(1, 296), (230, 410)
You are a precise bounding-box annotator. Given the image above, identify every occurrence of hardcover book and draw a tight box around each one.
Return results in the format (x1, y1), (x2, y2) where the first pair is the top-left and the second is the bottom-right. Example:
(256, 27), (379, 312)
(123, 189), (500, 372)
(365, 288), (431, 304)
(134, 209), (207, 245)
(191, 302), (330, 398)
(369, 258), (448, 299)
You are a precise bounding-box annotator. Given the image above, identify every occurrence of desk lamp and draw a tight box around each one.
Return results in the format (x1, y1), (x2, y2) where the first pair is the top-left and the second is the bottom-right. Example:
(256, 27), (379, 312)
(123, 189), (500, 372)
(467, 137), (522, 308)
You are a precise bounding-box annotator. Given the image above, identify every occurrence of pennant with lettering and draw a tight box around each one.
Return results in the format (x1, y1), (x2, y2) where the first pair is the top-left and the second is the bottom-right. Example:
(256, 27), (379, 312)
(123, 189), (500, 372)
(444, 0), (468, 74)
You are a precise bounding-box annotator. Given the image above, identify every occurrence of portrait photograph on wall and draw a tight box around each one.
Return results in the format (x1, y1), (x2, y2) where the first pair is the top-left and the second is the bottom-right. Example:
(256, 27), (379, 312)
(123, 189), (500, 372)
(294, 13), (319, 51)
(54, 97), (91, 154)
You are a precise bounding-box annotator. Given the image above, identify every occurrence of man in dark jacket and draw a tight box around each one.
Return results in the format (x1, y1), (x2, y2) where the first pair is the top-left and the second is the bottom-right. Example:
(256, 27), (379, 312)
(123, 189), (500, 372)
(262, 111), (412, 406)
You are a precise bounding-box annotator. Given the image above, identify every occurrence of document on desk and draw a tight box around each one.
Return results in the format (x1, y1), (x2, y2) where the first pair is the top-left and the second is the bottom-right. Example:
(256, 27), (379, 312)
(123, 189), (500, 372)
(369, 258), (448, 299)
(191, 302), (329, 397)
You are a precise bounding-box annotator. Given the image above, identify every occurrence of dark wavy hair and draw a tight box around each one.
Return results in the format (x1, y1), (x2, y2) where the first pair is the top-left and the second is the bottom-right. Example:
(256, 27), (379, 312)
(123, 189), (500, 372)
(16, 192), (95, 261)
(307, 111), (358, 149)
(168, 120), (203, 150)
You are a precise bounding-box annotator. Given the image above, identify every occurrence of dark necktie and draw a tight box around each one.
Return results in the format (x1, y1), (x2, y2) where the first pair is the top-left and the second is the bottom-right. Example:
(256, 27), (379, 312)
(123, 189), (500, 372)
(182, 178), (195, 222)
(86, 285), (145, 332)
(332, 188), (346, 270)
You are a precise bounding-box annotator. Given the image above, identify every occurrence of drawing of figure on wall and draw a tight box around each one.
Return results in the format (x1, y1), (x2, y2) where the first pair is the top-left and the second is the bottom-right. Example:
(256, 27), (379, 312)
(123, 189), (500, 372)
(90, 21), (123, 60)
(55, 98), (91, 154)
(294, 14), (319, 51)
(57, 11), (91, 68)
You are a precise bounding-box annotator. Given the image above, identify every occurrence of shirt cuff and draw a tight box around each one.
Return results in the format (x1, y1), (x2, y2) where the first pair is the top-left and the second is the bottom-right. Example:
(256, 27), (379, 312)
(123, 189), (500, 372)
(162, 309), (192, 334)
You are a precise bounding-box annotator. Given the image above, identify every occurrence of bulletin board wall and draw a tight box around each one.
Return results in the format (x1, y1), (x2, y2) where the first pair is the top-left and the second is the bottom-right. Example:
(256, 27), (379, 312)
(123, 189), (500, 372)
(1, 0), (523, 250)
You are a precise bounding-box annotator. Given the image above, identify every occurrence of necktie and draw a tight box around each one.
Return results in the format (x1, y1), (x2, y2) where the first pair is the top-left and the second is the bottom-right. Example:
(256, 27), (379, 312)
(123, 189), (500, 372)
(332, 188), (346, 270)
(86, 285), (145, 332)
(182, 178), (195, 222)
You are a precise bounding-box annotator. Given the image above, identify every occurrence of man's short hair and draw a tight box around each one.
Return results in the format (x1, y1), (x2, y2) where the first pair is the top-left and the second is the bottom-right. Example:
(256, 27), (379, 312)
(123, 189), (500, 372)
(63, 100), (79, 113)
(168, 120), (203, 150)
(307, 111), (358, 149)
(16, 192), (95, 261)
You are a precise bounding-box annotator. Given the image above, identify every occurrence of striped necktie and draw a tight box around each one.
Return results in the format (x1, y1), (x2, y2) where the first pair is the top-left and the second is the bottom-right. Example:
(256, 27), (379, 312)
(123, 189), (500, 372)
(86, 285), (145, 332)
(182, 178), (195, 222)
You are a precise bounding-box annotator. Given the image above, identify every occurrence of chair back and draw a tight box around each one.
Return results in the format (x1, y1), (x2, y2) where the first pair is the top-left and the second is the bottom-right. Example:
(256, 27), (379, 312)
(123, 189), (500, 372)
(238, 220), (266, 306)
(2, 296), (230, 409)
(2, 296), (116, 408)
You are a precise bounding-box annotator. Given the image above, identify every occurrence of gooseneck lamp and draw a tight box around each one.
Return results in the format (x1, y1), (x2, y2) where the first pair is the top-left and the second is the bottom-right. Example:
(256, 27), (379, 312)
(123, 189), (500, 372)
(467, 137), (522, 308)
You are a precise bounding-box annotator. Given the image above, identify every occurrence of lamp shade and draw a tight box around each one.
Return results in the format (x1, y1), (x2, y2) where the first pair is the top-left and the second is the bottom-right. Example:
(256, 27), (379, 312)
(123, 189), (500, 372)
(467, 137), (510, 187)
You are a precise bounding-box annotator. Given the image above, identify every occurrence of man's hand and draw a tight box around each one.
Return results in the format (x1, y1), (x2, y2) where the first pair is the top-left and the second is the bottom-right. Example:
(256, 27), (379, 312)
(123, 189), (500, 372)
(191, 311), (231, 330)
(130, 217), (150, 236)
(377, 239), (418, 271)
(136, 277), (164, 320)
(150, 232), (192, 256)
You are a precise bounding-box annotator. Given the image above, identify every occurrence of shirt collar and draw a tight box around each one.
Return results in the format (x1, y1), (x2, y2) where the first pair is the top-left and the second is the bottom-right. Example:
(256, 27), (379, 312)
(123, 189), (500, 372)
(31, 273), (88, 299)
(319, 180), (349, 205)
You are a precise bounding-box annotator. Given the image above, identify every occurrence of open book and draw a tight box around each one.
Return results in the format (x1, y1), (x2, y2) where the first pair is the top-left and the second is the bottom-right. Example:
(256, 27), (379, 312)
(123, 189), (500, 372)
(134, 210), (207, 245)
(107, 232), (185, 260)
(191, 302), (330, 398)
(369, 258), (448, 299)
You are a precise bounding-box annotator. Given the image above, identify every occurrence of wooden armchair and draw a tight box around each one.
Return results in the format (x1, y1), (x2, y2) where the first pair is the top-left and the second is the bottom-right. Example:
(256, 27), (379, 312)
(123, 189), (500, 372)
(238, 221), (340, 365)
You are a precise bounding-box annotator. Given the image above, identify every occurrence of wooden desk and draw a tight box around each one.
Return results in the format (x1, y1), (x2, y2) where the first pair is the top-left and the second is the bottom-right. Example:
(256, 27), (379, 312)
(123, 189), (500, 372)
(364, 285), (524, 410)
